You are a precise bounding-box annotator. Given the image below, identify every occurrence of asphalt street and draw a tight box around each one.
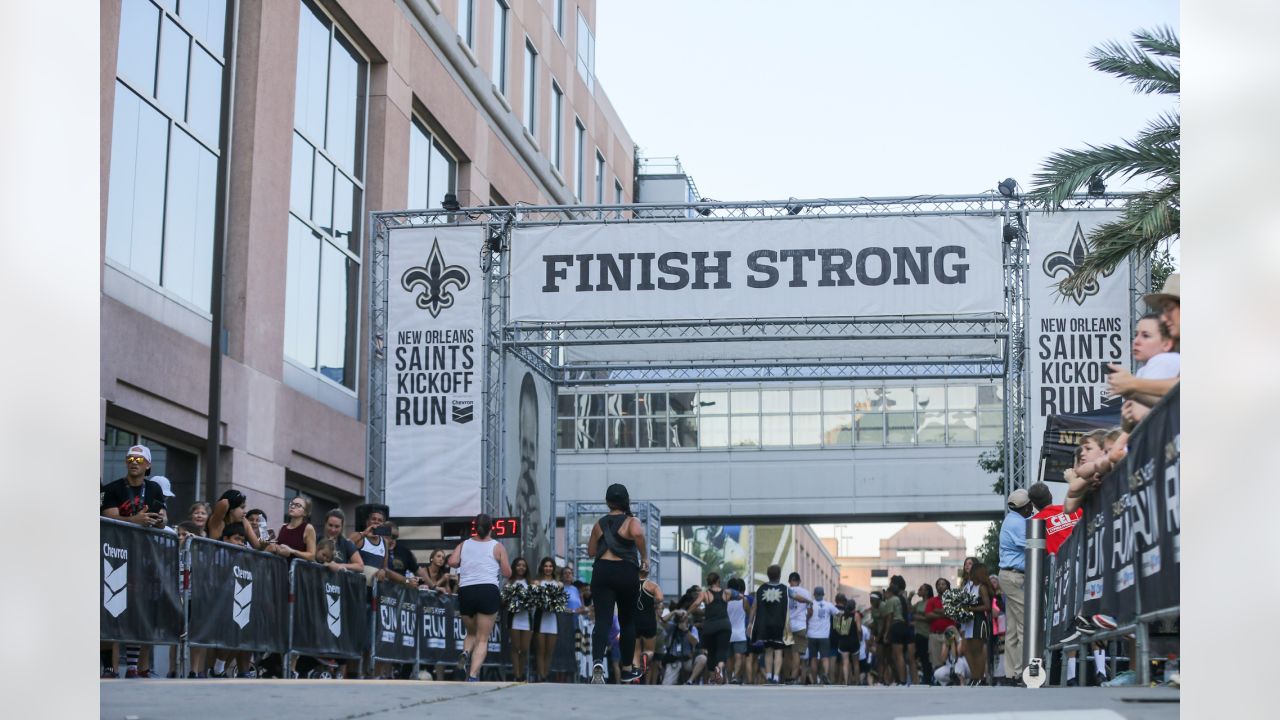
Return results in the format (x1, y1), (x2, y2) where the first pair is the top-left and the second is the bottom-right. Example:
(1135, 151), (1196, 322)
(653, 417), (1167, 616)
(101, 680), (1180, 720)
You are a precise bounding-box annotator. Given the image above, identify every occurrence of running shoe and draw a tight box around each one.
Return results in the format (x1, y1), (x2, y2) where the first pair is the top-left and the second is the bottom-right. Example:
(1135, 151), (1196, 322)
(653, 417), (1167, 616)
(620, 667), (644, 684)
(466, 675), (480, 683)
(235, 670), (256, 679)
(1073, 614), (1098, 635)
(1091, 614), (1117, 631)
(166, 671), (177, 679)
(590, 663), (606, 685)
(457, 650), (470, 675)
(125, 668), (140, 679)
(101, 667), (117, 679)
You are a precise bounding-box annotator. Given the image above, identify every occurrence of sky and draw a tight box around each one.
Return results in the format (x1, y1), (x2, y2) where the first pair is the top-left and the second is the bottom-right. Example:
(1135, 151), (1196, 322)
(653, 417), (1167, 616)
(594, 0), (1180, 555)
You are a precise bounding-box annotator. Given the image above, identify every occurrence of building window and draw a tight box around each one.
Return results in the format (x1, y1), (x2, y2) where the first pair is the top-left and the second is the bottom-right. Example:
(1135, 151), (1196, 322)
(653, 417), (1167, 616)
(594, 151), (605, 204)
(458, 0), (474, 47)
(492, 0), (508, 94)
(615, 179), (624, 205)
(408, 117), (457, 210)
(106, 0), (229, 313)
(523, 39), (537, 135)
(555, 0), (565, 37)
(285, 1), (366, 390)
(575, 8), (595, 92)
(103, 423), (202, 519)
(551, 81), (564, 171)
(573, 119), (585, 201)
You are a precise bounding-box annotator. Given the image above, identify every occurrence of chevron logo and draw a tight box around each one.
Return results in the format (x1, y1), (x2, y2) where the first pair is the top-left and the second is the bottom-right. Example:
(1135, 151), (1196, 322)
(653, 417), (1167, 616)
(103, 558), (128, 618)
(451, 401), (474, 424)
(232, 567), (253, 629)
(326, 582), (342, 637)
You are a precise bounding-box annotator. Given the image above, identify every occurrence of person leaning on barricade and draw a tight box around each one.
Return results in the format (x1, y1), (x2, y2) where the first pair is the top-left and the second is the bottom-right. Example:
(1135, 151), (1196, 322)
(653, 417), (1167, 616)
(1111, 273), (1181, 428)
(349, 504), (391, 586)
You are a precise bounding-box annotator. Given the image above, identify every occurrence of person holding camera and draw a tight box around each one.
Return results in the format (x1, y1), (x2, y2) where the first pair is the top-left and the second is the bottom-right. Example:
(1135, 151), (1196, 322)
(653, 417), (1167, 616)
(350, 505), (390, 585)
(660, 606), (706, 685)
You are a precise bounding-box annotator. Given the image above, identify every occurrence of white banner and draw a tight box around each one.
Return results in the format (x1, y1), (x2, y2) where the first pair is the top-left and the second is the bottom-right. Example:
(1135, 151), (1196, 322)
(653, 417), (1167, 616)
(384, 226), (485, 517)
(1028, 212), (1130, 482)
(509, 216), (1004, 322)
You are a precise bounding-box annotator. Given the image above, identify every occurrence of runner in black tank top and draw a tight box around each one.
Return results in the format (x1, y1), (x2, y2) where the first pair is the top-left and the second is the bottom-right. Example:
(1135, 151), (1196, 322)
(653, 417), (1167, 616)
(699, 573), (733, 684)
(633, 565), (663, 683)
(587, 483), (649, 684)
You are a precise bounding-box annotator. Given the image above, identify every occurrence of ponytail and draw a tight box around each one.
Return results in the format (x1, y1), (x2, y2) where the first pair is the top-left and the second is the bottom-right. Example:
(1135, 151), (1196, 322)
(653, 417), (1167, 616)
(474, 513), (493, 539)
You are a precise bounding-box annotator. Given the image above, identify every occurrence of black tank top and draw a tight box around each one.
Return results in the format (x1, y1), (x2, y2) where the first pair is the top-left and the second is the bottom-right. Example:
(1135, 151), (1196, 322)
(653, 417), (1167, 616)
(635, 582), (657, 629)
(704, 589), (729, 623)
(595, 514), (639, 566)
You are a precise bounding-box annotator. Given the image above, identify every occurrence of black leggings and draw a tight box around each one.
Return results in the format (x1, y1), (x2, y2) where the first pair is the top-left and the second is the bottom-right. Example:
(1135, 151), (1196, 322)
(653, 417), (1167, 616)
(913, 633), (932, 682)
(591, 559), (639, 668)
(702, 623), (731, 668)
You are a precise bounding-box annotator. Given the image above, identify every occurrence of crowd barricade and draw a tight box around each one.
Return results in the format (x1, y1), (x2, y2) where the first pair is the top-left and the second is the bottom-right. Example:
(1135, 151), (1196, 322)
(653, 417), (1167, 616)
(99, 517), (183, 645)
(187, 536), (288, 654)
(1042, 384), (1180, 685)
(287, 559), (368, 665)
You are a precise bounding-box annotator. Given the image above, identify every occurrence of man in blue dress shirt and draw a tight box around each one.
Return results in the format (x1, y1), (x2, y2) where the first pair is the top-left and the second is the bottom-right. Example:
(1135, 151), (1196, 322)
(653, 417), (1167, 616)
(999, 488), (1035, 685)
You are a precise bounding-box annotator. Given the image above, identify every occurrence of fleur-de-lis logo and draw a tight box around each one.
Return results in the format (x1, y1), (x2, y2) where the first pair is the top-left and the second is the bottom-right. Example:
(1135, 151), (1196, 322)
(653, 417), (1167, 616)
(1042, 223), (1116, 305)
(401, 239), (471, 318)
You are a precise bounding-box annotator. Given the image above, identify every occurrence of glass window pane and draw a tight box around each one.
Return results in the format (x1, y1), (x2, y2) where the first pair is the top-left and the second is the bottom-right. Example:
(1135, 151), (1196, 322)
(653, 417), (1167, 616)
(523, 42), (536, 132)
(118, 0), (160, 96)
(915, 386), (945, 411)
(607, 393), (637, 417)
(579, 393), (606, 417)
(284, 216), (320, 367)
(156, 17), (190, 116)
(883, 387), (914, 412)
(853, 387), (882, 412)
(699, 417), (727, 448)
(491, 0), (507, 92)
(608, 417), (636, 449)
(180, 0), (227, 57)
(294, 4), (329, 143)
(105, 85), (168, 284)
(639, 392), (666, 415)
(161, 126), (217, 311)
(918, 411), (946, 445)
(671, 416), (698, 448)
(695, 391), (727, 416)
(947, 385), (977, 410)
(762, 415), (790, 447)
(731, 416), (759, 447)
(825, 388), (853, 413)
(730, 389), (759, 414)
(317, 241), (355, 386)
(979, 411), (1004, 443)
(408, 121), (429, 208)
(428, 141), (454, 209)
(823, 414), (853, 446)
(556, 419), (576, 450)
(638, 417), (667, 449)
(886, 412), (915, 444)
(978, 384), (1004, 409)
(793, 415), (821, 447)
(668, 392), (696, 416)
(327, 36), (361, 174)
(557, 394), (575, 417)
(573, 418), (605, 449)
(854, 412), (883, 445)
(760, 389), (789, 414)
(187, 44), (222, 142)
(791, 388), (820, 413)
(312, 153), (334, 229)
(333, 172), (359, 252)
(949, 411), (978, 444)
(290, 133), (313, 216)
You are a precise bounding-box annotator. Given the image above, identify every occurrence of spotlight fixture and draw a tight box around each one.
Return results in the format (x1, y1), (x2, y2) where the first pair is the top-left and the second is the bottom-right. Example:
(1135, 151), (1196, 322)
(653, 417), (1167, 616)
(1087, 173), (1106, 197)
(442, 193), (461, 212)
(997, 178), (1019, 199)
(1003, 222), (1020, 243)
(785, 198), (804, 215)
(696, 197), (714, 217)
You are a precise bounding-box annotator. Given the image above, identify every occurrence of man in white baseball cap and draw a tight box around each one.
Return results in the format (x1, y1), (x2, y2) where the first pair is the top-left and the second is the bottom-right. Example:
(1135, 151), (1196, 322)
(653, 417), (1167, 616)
(997, 488), (1035, 686)
(101, 445), (166, 528)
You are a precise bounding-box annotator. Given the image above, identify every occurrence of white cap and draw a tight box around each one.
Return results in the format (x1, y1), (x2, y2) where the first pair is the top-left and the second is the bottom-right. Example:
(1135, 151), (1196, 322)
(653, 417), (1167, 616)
(126, 445), (152, 464)
(151, 476), (176, 497)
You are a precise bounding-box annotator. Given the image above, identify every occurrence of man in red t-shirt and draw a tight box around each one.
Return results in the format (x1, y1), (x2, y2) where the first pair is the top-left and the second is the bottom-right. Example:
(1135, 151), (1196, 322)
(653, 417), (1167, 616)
(1028, 482), (1082, 555)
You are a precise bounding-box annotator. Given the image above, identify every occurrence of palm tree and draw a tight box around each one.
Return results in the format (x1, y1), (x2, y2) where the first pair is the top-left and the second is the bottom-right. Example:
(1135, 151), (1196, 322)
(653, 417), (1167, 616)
(1026, 27), (1179, 298)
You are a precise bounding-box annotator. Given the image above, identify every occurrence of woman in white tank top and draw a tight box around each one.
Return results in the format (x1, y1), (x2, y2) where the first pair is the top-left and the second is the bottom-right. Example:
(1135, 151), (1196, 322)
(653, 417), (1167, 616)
(447, 515), (511, 681)
(506, 557), (532, 681)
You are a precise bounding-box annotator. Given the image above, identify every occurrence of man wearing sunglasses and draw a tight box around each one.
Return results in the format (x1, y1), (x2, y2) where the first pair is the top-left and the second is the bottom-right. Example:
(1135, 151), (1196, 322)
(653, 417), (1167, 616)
(101, 445), (167, 528)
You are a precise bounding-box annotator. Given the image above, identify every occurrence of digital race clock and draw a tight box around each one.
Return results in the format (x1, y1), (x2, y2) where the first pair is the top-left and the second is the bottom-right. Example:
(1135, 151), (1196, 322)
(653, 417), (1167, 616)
(441, 516), (520, 540)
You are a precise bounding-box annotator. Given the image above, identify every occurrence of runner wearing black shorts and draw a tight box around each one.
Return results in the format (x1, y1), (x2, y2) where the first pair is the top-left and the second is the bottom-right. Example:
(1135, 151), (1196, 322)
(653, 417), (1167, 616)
(447, 514), (512, 681)
(750, 564), (789, 684)
(831, 595), (861, 686)
(633, 566), (662, 682)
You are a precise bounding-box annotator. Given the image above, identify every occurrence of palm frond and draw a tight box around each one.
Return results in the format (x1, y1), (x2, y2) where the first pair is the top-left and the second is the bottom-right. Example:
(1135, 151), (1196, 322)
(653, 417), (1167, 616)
(1026, 140), (1179, 209)
(1056, 184), (1180, 297)
(1137, 111), (1180, 150)
(1088, 37), (1179, 95)
(1132, 26), (1180, 59)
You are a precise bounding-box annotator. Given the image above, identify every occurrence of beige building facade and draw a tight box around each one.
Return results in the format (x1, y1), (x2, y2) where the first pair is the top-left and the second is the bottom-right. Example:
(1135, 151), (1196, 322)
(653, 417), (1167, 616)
(100, 0), (635, 525)
(826, 522), (968, 608)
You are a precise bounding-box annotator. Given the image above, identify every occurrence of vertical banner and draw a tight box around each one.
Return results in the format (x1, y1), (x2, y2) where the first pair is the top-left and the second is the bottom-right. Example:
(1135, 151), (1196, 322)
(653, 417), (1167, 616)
(1078, 475), (1114, 622)
(187, 538), (289, 653)
(1029, 212), (1131, 481)
(419, 591), (457, 664)
(372, 581), (420, 664)
(99, 519), (183, 644)
(504, 365), (555, 562)
(385, 226), (486, 517)
(1130, 386), (1180, 611)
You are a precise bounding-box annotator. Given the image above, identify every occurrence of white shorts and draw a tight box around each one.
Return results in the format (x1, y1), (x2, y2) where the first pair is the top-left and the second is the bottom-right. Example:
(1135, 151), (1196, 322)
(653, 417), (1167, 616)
(511, 610), (531, 631)
(539, 610), (558, 634)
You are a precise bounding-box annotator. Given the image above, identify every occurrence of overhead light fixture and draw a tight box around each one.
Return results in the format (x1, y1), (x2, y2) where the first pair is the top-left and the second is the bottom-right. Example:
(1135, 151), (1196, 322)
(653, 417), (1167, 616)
(1003, 222), (1020, 243)
(696, 197), (714, 216)
(1087, 173), (1106, 197)
(785, 198), (804, 215)
(442, 193), (461, 212)
(997, 178), (1019, 199)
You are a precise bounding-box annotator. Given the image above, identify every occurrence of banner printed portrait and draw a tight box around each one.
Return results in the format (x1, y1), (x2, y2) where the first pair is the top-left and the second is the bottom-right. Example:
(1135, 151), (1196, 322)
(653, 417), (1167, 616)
(509, 215), (1004, 323)
(1029, 212), (1131, 479)
(385, 226), (486, 517)
(504, 366), (555, 563)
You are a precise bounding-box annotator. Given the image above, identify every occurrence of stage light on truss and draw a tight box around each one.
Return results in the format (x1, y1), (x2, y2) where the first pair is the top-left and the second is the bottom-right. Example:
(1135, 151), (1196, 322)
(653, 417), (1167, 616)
(1087, 173), (1106, 197)
(1003, 222), (1020, 243)
(997, 178), (1019, 198)
(442, 193), (461, 212)
(785, 198), (804, 215)
(696, 197), (714, 216)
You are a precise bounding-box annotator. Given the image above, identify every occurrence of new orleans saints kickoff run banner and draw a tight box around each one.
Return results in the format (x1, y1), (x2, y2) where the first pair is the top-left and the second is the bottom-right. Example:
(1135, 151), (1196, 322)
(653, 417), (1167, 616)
(290, 560), (367, 659)
(100, 518), (182, 644)
(508, 216), (1004, 322)
(384, 226), (486, 517)
(186, 537), (288, 653)
(1029, 212), (1131, 483)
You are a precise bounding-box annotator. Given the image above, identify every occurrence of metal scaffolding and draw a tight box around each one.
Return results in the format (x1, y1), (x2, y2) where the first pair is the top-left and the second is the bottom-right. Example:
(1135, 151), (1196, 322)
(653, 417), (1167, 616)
(368, 194), (1135, 514)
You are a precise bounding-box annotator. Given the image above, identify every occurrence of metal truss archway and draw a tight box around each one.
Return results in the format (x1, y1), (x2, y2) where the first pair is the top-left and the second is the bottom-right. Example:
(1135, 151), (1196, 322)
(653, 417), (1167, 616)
(368, 194), (1138, 519)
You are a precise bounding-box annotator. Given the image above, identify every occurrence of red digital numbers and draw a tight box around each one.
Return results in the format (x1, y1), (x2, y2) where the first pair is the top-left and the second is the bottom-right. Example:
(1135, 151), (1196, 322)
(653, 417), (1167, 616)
(467, 517), (520, 537)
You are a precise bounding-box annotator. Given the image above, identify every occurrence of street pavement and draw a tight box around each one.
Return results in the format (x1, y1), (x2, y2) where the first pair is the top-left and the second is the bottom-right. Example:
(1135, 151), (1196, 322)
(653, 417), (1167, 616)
(101, 680), (1179, 720)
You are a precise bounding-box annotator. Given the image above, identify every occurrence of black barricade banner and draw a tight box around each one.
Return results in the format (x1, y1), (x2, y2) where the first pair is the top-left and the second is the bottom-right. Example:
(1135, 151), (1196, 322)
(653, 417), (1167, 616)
(1079, 473), (1114, 621)
(1108, 463), (1138, 623)
(187, 537), (289, 653)
(551, 612), (577, 673)
(1048, 534), (1079, 644)
(1133, 386), (1180, 610)
(291, 561), (367, 659)
(372, 581), (419, 664)
(420, 591), (458, 665)
(100, 519), (183, 644)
